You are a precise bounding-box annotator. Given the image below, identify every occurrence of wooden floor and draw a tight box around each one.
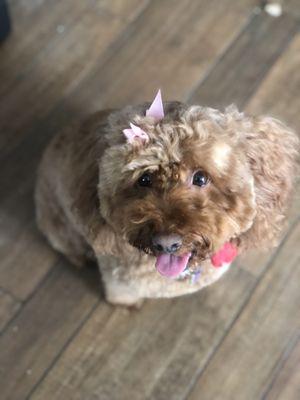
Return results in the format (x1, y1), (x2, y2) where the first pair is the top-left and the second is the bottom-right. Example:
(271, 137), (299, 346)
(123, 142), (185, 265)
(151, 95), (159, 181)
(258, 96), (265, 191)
(0, 1), (299, 399)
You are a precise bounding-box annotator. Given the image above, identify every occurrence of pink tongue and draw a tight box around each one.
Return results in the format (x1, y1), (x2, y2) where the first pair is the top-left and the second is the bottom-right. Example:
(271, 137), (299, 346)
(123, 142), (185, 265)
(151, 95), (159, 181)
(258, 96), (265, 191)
(155, 252), (191, 278)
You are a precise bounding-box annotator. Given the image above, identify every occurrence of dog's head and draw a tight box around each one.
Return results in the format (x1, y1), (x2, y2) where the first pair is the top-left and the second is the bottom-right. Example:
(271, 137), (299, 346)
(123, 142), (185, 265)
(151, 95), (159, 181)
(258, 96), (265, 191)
(98, 100), (298, 277)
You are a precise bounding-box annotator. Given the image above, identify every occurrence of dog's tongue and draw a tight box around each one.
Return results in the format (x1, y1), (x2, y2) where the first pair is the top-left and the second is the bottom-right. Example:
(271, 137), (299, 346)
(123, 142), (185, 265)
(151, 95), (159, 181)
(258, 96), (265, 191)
(155, 252), (191, 278)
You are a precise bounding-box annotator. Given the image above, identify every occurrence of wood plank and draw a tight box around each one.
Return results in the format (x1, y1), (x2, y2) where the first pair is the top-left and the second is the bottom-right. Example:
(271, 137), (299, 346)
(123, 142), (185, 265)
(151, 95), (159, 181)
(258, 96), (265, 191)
(264, 336), (300, 400)
(0, 153), (59, 299)
(0, 288), (20, 332)
(1, 1), (71, 56)
(29, 268), (256, 400)
(189, 10), (298, 109)
(187, 221), (300, 400)
(1, 0), (146, 74)
(73, 0), (258, 109)
(247, 33), (300, 130)
(0, 261), (101, 400)
(0, 157), (58, 299)
(0, 0), (258, 160)
(0, 0), (258, 185)
(0, 219), (58, 300)
(0, 0), (148, 154)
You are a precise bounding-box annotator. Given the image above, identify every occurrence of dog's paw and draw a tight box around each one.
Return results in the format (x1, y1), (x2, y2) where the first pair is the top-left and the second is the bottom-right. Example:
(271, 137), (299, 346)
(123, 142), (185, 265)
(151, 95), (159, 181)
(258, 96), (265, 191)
(106, 294), (144, 309)
(104, 282), (144, 308)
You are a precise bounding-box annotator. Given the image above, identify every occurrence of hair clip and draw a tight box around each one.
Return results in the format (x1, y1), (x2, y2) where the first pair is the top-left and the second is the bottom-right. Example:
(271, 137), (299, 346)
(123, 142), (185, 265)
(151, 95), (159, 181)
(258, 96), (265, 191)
(123, 89), (164, 143)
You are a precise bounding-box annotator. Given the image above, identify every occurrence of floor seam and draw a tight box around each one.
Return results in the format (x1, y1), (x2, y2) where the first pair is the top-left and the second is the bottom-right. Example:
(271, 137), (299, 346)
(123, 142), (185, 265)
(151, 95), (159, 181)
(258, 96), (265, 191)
(182, 217), (300, 400)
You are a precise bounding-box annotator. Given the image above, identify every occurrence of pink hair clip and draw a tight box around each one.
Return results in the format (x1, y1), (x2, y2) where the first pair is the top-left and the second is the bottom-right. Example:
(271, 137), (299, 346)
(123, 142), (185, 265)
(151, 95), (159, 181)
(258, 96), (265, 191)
(145, 89), (164, 121)
(123, 122), (149, 144)
(123, 89), (165, 143)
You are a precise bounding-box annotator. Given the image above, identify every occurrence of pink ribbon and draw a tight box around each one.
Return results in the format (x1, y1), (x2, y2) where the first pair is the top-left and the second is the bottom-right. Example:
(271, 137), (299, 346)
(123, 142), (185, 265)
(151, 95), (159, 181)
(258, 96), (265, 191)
(123, 89), (165, 143)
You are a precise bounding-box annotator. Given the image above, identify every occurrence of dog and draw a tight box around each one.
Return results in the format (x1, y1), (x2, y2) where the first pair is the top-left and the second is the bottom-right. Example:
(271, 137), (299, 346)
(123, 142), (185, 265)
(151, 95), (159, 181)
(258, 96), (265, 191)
(35, 90), (299, 306)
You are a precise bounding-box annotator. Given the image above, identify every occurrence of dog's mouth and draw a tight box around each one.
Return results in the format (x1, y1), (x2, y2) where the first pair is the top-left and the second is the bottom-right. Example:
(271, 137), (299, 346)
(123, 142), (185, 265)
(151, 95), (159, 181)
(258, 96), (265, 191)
(130, 238), (207, 277)
(154, 247), (202, 278)
(155, 252), (192, 278)
(130, 234), (237, 278)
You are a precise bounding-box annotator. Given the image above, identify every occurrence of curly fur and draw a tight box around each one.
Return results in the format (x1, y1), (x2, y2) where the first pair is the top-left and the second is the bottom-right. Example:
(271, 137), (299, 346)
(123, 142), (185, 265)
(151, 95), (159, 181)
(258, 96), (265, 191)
(35, 101), (299, 305)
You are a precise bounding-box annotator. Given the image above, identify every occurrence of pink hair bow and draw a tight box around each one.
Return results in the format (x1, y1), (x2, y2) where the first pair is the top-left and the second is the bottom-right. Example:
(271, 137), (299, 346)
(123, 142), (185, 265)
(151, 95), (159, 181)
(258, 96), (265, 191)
(145, 89), (164, 121)
(122, 89), (165, 143)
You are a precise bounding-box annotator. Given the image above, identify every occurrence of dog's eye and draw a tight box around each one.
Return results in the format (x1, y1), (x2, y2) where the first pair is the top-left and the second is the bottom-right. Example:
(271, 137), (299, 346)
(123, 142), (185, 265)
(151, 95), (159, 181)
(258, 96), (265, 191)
(193, 171), (209, 187)
(138, 173), (152, 187)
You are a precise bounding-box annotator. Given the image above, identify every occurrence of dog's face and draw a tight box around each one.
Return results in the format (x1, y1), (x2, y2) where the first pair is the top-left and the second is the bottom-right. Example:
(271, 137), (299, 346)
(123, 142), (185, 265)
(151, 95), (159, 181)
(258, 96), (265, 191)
(99, 106), (257, 275)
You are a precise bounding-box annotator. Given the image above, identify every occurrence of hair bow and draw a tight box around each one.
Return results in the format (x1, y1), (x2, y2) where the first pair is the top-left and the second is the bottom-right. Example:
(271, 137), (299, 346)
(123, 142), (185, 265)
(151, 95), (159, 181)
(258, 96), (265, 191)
(123, 89), (164, 143)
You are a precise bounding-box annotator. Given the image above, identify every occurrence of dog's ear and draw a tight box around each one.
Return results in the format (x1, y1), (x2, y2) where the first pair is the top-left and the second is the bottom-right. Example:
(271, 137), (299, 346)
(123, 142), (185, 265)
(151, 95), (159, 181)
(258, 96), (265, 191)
(238, 116), (299, 251)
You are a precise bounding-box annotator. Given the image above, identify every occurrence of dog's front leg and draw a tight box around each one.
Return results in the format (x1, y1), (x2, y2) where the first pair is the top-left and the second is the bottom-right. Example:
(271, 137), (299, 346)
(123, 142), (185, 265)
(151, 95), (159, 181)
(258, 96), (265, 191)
(96, 255), (144, 307)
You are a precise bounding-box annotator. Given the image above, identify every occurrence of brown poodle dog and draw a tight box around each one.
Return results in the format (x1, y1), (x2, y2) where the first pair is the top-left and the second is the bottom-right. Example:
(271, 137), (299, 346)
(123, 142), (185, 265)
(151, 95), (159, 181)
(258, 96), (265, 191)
(35, 91), (299, 306)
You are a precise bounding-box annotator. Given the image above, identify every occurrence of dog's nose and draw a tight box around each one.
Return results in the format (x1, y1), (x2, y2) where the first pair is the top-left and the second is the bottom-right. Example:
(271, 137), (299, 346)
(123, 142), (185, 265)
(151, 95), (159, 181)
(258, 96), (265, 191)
(152, 234), (182, 254)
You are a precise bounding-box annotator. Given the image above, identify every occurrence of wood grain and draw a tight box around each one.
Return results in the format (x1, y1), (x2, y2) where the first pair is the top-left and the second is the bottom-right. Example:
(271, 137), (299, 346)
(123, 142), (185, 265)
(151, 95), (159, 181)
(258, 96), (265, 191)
(0, 261), (101, 400)
(247, 33), (300, 129)
(0, 1), (299, 400)
(189, 10), (298, 109)
(187, 221), (300, 400)
(30, 267), (255, 400)
(0, 0), (149, 154)
(0, 288), (20, 332)
(0, 218), (58, 300)
(0, 0), (257, 162)
(264, 336), (300, 400)
(73, 0), (258, 109)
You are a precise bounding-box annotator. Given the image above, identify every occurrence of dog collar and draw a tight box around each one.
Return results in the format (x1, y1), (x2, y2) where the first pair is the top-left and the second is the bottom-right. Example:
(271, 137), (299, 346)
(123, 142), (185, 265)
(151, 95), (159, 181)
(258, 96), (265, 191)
(123, 89), (164, 143)
(211, 242), (237, 268)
